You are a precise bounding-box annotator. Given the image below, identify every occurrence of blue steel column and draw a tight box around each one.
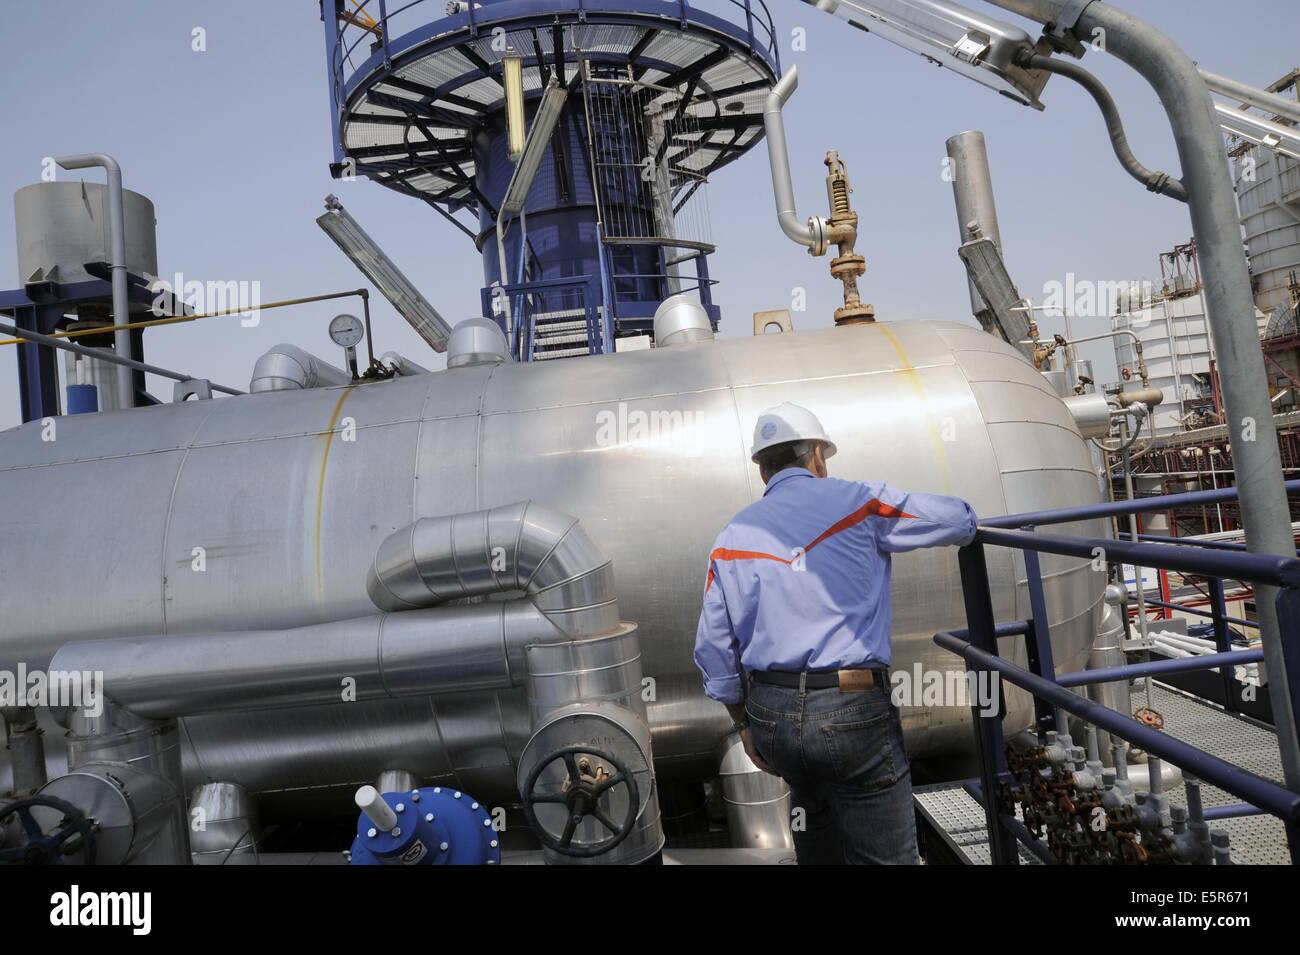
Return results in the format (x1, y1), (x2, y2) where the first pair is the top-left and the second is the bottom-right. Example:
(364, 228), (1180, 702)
(14, 304), (61, 422)
(320, 0), (345, 165)
(1208, 577), (1239, 713)
(1019, 526), (1059, 739)
(957, 542), (1018, 865)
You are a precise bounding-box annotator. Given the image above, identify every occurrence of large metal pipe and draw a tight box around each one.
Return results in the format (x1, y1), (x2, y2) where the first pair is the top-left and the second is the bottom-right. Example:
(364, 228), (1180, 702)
(945, 130), (1005, 323)
(984, 0), (1300, 791)
(717, 731), (793, 849)
(48, 604), (563, 720)
(763, 66), (826, 252)
(249, 343), (352, 393)
(53, 154), (133, 409)
(189, 781), (259, 865)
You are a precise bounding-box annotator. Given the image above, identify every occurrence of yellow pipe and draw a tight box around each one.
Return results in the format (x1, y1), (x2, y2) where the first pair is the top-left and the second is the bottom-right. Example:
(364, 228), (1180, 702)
(0, 289), (368, 347)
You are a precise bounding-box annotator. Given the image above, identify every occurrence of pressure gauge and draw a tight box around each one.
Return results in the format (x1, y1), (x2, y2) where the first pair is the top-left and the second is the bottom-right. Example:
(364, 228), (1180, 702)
(329, 313), (365, 348)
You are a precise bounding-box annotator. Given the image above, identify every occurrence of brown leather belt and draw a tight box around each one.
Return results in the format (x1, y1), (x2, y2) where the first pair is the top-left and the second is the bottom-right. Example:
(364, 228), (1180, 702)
(750, 668), (886, 692)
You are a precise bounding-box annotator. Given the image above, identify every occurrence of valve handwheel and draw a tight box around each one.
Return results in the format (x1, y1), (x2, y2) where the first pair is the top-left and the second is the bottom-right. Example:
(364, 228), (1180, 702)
(0, 794), (97, 865)
(521, 745), (640, 858)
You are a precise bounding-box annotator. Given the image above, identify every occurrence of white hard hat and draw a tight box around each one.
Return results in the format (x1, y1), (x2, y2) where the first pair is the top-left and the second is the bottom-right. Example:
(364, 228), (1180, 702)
(750, 402), (837, 462)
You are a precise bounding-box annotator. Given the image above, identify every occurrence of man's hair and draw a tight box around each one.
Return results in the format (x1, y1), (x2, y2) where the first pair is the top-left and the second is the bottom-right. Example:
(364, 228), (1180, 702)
(756, 439), (817, 477)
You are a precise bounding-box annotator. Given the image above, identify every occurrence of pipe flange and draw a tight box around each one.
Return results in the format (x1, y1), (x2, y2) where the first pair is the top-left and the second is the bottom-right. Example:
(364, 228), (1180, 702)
(807, 217), (829, 257)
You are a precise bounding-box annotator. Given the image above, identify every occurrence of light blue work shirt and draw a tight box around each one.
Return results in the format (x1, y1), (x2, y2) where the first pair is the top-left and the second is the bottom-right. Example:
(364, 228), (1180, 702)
(693, 467), (978, 704)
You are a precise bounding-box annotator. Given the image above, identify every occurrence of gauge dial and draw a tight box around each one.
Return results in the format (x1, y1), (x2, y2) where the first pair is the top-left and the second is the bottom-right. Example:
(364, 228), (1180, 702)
(329, 313), (365, 348)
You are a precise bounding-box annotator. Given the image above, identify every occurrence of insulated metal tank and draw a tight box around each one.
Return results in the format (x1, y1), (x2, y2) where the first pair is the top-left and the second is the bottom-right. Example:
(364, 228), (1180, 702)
(0, 320), (1106, 801)
(14, 181), (158, 285)
(1235, 145), (1300, 314)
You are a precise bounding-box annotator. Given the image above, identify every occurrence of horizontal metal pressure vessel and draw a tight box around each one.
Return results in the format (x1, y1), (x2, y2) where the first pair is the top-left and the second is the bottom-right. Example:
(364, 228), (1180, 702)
(0, 320), (1106, 802)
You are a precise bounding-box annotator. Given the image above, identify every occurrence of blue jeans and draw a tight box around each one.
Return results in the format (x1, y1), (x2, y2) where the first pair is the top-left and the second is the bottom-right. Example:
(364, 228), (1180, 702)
(745, 677), (917, 865)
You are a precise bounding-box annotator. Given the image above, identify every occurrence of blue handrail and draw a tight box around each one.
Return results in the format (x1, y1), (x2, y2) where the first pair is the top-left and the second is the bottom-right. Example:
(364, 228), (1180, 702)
(935, 480), (1300, 864)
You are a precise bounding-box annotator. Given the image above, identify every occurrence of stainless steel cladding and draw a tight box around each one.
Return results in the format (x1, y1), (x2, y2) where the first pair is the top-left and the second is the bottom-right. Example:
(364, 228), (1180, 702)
(0, 321), (1106, 800)
(1235, 144), (1300, 314)
(14, 181), (157, 285)
(653, 294), (715, 347)
(250, 344), (352, 393)
(717, 731), (794, 849)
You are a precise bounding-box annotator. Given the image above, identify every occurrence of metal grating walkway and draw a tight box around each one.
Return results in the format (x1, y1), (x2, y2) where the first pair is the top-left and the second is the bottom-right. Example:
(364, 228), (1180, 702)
(915, 683), (1291, 864)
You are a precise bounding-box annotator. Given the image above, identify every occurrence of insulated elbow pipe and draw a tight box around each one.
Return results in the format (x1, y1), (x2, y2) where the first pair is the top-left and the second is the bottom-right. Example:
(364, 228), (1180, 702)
(1018, 52), (1186, 201)
(764, 66), (826, 253)
(368, 501), (620, 637)
(53, 153), (134, 408)
(249, 344), (351, 392)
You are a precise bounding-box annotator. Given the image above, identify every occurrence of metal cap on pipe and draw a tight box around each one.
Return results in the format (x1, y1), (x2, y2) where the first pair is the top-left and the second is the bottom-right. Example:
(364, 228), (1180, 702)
(653, 295), (714, 347)
(446, 317), (509, 368)
(355, 785), (399, 831)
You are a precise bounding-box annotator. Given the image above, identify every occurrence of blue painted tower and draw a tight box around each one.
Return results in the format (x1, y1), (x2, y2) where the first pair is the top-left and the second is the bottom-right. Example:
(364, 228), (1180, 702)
(321, 0), (780, 359)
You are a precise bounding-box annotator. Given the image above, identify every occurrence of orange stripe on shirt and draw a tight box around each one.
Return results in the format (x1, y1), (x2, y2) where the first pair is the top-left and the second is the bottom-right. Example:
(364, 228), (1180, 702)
(703, 499), (912, 590)
(803, 498), (914, 553)
(705, 546), (790, 591)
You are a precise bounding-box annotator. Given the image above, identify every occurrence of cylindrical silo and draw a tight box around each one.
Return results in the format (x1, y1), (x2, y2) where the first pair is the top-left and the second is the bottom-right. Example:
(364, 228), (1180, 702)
(1235, 145), (1300, 314)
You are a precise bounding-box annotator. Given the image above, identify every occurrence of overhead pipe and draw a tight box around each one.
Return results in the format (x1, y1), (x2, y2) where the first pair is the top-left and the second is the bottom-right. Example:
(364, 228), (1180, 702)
(1211, 103), (1300, 161)
(986, 0), (1300, 792)
(249, 343), (351, 393)
(763, 66), (827, 254)
(1200, 69), (1300, 126)
(53, 154), (134, 409)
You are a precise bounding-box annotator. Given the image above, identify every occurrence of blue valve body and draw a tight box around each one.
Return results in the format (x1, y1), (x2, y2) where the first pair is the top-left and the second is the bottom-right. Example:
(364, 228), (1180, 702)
(349, 786), (500, 866)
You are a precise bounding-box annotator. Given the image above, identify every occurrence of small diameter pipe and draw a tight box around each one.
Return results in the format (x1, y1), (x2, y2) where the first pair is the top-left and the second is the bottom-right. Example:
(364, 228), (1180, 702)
(764, 66), (824, 252)
(54, 154), (134, 407)
(1200, 69), (1300, 125)
(0, 318), (244, 397)
(1018, 53), (1187, 202)
(355, 785), (398, 832)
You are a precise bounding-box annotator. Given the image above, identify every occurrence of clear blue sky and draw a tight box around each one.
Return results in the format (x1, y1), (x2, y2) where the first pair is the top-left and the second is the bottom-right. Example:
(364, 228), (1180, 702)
(1, 0), (1296, 429)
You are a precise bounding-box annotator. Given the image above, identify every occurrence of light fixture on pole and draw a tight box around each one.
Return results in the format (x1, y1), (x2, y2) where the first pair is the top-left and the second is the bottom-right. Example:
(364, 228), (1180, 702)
(503, 48), (526, 161)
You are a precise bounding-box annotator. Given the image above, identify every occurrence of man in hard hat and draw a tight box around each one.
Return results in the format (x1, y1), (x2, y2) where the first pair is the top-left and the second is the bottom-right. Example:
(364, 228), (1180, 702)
(693, 401), (977, 864)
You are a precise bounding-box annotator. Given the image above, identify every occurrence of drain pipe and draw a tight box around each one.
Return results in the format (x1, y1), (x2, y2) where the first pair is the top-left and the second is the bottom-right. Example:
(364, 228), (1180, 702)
(983, 0), (1300, 792)
(54, 154), (133, 409)
(764, 66), (827, 254)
